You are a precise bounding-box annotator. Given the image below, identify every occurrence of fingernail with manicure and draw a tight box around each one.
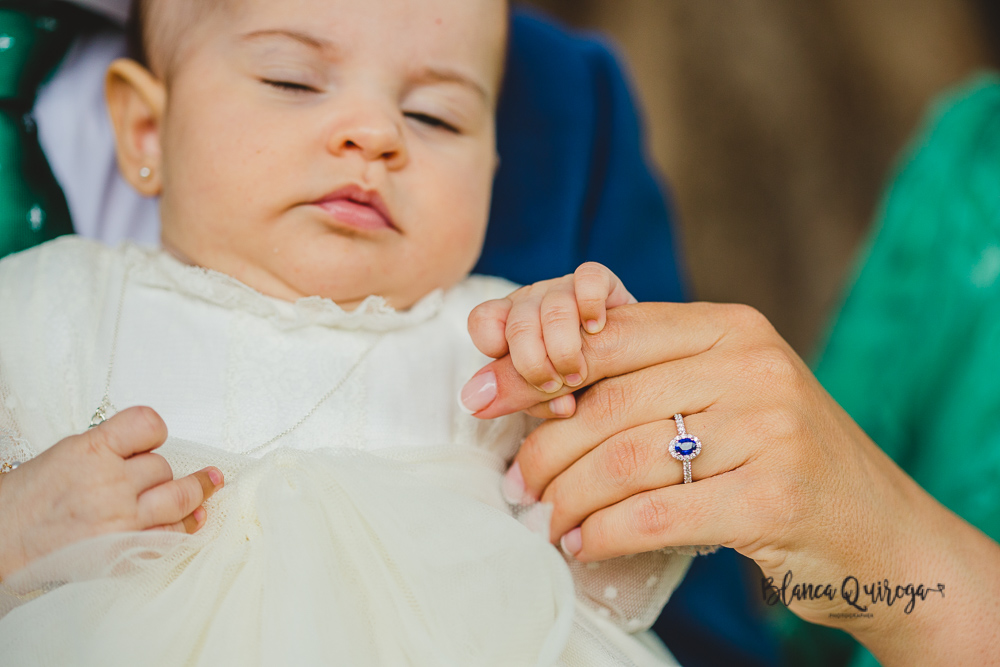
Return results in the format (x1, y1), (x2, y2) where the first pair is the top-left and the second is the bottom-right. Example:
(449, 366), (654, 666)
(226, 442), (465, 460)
(502, 461), (536, 505)
(460, 370), (497, 414)
(560, 527), (583, 558)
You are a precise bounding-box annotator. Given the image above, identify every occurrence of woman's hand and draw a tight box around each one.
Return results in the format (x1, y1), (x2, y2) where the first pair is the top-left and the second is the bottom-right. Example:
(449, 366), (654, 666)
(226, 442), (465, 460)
(0, 406), (224, 579)
(463, 301), (1000, 665)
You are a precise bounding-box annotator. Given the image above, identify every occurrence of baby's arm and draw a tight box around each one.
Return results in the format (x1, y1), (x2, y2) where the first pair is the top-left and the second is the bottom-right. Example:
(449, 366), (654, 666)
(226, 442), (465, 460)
(468, 262), (636, 408)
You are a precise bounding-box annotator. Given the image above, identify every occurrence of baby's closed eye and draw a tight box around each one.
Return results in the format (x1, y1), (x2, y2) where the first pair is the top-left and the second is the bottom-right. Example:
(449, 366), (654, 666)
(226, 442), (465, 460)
(404, 112), (459, 133)
(261, 78), (321, 94)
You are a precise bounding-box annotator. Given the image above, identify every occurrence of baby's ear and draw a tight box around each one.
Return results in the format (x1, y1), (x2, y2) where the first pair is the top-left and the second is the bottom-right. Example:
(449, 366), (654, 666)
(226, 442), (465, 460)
(105, 59), (166, 197)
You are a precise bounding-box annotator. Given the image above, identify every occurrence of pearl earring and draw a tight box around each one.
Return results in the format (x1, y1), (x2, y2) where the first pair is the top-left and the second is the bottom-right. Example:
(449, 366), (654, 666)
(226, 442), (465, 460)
(139, 167), (152, 180)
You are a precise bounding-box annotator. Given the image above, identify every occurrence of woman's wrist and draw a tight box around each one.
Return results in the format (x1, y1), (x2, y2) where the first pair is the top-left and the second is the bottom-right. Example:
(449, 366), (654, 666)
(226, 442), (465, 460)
(838, 479), (1000, 665)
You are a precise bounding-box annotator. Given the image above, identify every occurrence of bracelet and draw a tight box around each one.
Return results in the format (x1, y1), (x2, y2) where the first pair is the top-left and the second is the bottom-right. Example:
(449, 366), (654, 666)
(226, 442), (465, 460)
(0, 461), (21, 474)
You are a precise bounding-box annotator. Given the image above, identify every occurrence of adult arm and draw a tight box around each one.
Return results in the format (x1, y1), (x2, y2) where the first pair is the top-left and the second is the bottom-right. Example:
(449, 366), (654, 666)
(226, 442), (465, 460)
(463, 302), (1000, 666)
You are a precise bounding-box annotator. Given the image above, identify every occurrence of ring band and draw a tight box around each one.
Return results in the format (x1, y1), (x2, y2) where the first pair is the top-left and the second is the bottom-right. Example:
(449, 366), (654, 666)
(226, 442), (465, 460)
(669, 413), (702, 484)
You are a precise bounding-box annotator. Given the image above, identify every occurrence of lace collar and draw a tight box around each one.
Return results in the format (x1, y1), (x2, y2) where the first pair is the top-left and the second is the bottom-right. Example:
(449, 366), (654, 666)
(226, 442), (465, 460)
(121, 243), (446, 332)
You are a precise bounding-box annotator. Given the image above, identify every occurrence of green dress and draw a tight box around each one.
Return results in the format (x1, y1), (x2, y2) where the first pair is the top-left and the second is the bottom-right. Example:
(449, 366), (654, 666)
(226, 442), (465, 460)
(787, 73), (1000, 666)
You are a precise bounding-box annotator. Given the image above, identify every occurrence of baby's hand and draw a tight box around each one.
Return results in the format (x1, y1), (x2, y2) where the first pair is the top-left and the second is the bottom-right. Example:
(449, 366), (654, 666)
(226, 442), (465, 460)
(0, 407), (224, 578)
(468, 262), (636, 398)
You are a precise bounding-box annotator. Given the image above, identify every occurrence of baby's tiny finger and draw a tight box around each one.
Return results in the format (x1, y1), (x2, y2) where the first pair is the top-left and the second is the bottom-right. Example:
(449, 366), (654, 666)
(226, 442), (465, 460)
(506, 289), (563, 392)
(468, 298), (513, 358)
(136, 468), (222, 529)
(149, 506), (206, 535)
(574, 263), (637, 334)
(539, 282), (587, 385)
(525, 393), (578, 420)
(183, 506), (208, 534)
(574, 263), (612, 334)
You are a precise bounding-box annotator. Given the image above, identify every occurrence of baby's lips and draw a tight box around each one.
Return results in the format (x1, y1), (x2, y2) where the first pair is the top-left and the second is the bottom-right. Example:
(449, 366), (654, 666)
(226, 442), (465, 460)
(458, 370), (497, 414)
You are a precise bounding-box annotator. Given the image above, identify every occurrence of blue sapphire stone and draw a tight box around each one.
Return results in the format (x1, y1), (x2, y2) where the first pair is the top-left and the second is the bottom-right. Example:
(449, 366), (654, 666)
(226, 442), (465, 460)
(674, 437), (698, 456)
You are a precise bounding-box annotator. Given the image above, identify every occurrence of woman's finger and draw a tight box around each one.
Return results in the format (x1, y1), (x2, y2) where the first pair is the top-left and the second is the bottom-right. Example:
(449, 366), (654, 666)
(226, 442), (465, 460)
(466, 301), (741, 419)
(566, 471), (744, 562)
(467, 298), (513, 358)
(541, 413), (748, 542)
(135, 467), (222, 529)
(505, 286), (563, 393)
(124, 452), (173, 495)
(539, 280), (587, 386)
(514, 349), (731, 501)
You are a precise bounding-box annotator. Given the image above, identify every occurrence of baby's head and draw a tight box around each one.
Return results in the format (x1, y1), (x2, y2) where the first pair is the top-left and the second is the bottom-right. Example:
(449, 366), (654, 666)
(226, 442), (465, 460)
(109, 0), (508, 309)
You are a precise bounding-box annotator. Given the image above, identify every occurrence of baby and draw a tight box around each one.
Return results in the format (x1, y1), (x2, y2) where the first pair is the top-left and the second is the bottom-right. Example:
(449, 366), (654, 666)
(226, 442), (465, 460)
(0, 0), (689, 664)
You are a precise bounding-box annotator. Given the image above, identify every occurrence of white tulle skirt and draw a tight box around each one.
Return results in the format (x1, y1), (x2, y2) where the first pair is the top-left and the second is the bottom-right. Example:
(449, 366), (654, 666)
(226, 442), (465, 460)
(0, 440), (677, 666)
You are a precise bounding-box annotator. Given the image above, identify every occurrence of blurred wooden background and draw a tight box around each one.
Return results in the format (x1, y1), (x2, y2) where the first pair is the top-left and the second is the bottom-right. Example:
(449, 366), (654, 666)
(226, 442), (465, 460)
(521, 0), (996, 355)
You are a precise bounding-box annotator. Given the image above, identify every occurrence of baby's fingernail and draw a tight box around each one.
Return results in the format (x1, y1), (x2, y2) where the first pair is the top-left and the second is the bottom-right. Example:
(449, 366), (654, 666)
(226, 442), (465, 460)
(208, 469), (223, 487)
(502, 461), (536, 505)
(541, 380), (562, 394)
(460, 370), (498, 414)
(564, 374), (583, 387)
(193, 507), (207, 524)
(585, 320), (601, 334)
(549, 394), (575, 417)
(560, 527), (583, 558)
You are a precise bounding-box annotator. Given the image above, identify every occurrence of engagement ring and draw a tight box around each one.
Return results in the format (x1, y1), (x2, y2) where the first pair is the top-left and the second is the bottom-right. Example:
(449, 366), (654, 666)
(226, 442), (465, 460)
(669, 413), (702, 484)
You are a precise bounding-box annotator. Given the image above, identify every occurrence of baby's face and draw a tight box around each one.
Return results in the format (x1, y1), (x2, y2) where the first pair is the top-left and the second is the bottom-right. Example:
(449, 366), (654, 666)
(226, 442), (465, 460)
(155, 0), (506, 309)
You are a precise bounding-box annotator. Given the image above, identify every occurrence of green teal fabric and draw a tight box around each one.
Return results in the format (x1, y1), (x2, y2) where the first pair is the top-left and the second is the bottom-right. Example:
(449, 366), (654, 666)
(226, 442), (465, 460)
(0, 2), (82, 259)
(783, 73), (1000, 666)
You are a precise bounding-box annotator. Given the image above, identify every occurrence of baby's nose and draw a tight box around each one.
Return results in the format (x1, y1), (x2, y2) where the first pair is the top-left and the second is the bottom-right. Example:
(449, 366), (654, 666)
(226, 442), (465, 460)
(328, 113), (407, 167)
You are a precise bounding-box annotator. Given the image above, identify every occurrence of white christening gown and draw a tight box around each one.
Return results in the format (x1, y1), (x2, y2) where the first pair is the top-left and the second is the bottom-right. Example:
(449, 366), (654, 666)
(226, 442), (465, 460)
(0, 238), (694, 666)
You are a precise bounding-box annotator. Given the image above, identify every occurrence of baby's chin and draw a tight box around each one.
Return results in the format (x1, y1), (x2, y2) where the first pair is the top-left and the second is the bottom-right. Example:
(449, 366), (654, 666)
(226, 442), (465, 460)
(161, 238), (461, 311)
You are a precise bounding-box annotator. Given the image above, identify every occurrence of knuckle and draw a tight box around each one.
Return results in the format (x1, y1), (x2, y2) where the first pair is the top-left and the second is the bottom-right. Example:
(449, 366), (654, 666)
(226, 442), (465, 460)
(766, 405), (807, 442)
(467, 305), (489, 331)
(722, 303), (772, 332)
(633, 493), (673, 538)
(133, 406), (167, 438)
(752, 472), (808, 533)
(601, 433), (648, 489)
(504, 317), (537, 345)
(547, 342), (581, 369)
(511, 354), (550, 384)
(581, 380), (630, 433)
(575, 262), (608, 283)
(735, 343), (799, 387)
(468, 299), (507, 328)
(82, 428), (109, 458)
(516, 437), (547, 488)
(580, 319), (627, 366)
(544, 477), (570, 515)
(540, 303), (578, 330)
